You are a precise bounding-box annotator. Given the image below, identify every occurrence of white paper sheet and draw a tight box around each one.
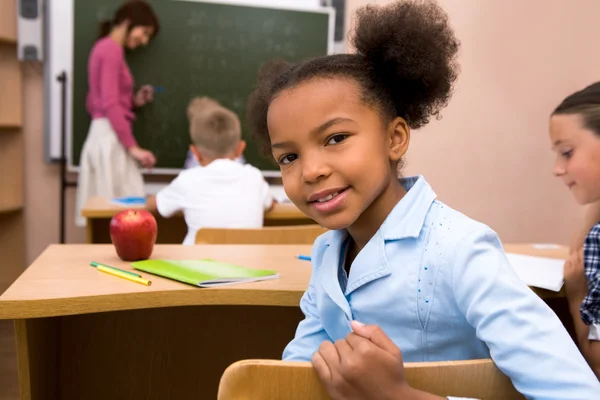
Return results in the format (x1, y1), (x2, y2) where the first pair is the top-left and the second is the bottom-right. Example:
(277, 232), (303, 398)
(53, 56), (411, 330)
(506, 253), (565, 292)
(531, 243), (562, 250)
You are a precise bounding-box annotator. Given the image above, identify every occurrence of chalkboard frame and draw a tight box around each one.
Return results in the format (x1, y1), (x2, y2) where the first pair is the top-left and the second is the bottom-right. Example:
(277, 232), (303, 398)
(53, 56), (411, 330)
(65, 0), (335, 177)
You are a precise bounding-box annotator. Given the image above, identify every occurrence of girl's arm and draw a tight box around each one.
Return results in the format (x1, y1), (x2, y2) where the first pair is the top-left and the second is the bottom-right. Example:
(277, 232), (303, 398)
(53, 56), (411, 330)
(98, 46), (138, 149)
(453, 227), (600, 398)
(282, 281), (330, 361)
(566, 226), (600, 378)
(283, 235), (332, 362)
(145, 195), (158, 214)
(568, 297), (600, 378)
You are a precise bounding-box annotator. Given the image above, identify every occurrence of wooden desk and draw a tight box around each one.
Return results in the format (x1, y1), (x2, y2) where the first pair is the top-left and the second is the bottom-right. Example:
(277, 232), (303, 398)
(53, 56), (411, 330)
(0, 243), (568, 399)
(0, 244), (312, 400)
(82, 197), (315, 244)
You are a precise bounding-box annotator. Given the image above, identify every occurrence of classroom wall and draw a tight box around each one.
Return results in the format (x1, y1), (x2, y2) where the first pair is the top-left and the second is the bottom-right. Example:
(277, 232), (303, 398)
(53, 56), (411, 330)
(22, 0), (600, 263)
(24, 0), (325, 264)
(347, 0), (598, 244)
(22, 68), (84, 264)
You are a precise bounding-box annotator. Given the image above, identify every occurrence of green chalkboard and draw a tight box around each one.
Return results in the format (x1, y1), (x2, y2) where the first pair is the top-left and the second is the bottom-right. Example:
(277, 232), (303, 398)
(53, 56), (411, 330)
(72, 0), (331, 171)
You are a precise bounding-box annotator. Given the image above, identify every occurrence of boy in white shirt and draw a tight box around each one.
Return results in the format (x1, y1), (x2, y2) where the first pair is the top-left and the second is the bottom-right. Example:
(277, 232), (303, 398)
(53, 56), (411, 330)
(147, 97), (273, 245)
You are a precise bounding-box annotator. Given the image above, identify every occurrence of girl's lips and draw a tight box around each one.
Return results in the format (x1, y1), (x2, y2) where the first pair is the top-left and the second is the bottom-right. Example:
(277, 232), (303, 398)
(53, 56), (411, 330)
(309, 187), (349, 214)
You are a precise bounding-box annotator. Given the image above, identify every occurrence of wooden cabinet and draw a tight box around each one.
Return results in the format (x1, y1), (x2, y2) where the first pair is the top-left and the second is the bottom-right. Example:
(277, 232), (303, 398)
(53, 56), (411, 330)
(0, 44), (23, 128)
(0, 0), (17, 44)
(0, 130), (23, 212)
(0, 43), (23, 212)
(0, 0), (24, 293)
(0, 212), (25, 291)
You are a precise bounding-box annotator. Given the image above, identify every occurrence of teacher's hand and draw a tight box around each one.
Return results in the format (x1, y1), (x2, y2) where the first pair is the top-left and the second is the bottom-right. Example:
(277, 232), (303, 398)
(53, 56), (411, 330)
(133, 85), (154, 107)
(129, 146), (156, 169)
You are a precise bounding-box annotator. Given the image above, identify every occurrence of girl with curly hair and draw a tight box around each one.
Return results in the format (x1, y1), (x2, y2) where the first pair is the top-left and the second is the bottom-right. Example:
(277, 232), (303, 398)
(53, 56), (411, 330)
(247, 0), (600, 398)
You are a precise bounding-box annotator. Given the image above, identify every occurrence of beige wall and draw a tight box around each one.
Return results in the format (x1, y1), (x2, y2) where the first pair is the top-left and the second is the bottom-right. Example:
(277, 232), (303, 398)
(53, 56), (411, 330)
(22, 0), (599, 262)
(22, 69), (85, 264)
(347, 0), (600, 244)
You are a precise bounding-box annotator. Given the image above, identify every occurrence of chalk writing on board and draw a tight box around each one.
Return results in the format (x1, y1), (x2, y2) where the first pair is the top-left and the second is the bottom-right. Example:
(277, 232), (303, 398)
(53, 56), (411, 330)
(71, 0), (330, 170)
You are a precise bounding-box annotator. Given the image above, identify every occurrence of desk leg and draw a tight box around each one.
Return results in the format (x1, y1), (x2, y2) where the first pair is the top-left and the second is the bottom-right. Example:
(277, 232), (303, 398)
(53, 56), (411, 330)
(14, 319), (60, 400)
(85, 221), (93, 244)
(87, 219), (111, 244)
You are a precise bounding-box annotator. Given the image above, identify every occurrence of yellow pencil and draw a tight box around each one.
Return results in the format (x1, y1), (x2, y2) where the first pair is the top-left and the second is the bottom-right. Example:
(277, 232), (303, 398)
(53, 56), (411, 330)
(97, 265), (152, 286)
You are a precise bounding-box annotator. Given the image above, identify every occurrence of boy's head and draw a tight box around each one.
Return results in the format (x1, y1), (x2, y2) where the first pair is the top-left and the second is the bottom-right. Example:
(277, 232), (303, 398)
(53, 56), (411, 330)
(187, 97), (245, 165)
(550, 82), (600, 205)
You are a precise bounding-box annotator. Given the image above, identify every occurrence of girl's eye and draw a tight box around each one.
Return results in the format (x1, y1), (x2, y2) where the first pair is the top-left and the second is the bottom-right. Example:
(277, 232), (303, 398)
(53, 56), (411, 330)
(327, 134), (348, 145)
(278, 154), (298, 165)
(562, 150), (573, 159)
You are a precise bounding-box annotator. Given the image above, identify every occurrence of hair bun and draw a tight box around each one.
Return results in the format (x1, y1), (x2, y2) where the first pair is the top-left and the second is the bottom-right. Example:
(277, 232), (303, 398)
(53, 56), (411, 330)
(352, 0), (460, 128)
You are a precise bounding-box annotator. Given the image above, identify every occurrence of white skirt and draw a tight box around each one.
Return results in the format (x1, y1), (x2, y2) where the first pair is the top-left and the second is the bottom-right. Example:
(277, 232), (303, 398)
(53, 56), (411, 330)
(75, 118), (144, 227)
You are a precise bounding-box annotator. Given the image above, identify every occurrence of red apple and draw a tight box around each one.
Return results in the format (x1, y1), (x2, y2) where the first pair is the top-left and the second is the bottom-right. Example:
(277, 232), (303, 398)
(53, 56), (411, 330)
(109, 209), (157, 261)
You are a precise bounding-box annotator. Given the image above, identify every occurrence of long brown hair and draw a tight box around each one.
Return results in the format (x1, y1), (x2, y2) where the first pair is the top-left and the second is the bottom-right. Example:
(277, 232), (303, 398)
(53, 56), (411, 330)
(553, 82), (600, 137)
(98, 0), (160, 40)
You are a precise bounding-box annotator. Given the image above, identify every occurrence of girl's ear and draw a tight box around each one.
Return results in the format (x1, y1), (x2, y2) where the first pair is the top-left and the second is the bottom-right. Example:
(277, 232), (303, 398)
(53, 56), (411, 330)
(389, 117), (410, 162)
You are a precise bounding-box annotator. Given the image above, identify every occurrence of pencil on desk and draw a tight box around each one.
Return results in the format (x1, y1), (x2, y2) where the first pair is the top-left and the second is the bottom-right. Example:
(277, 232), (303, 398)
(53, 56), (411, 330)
(90, 261), (141, 277)
(96, 265), (152, 286)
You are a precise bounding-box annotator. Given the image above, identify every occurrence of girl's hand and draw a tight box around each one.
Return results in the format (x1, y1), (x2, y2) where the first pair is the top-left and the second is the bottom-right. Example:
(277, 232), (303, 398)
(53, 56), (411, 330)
(564, 248), (589, 305)
(133, 85), (154, 107)
(128, 146), (156, 169)
(312, 321), (443, 400)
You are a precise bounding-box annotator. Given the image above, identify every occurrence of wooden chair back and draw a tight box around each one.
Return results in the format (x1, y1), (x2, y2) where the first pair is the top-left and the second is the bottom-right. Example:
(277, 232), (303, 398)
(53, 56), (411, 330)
(195, 225), (327, 245)
(217, 359), (524, 400)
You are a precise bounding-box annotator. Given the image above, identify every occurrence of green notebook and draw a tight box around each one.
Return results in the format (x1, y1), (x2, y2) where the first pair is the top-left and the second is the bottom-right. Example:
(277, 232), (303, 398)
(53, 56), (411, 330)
(131, 259), (279, 288)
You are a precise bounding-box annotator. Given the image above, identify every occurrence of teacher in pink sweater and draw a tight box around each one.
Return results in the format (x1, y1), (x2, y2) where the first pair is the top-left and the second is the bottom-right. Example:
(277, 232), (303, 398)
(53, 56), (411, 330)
(76, 0), (160, 227)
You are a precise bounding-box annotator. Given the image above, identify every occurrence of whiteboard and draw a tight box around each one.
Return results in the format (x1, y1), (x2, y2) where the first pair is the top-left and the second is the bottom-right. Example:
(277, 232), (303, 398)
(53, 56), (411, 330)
(44, 0), (333, 171)
(45, 0), (74, 162)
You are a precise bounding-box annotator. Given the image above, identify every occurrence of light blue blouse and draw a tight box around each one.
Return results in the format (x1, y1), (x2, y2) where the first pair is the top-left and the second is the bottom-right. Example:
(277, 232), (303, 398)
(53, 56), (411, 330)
(283, 176), (600, 399)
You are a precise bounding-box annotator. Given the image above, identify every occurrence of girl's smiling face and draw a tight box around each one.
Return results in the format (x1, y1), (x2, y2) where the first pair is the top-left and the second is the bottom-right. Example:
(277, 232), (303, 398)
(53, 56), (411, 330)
(550, 113), (600, 205)
(267, 77), (409, 244)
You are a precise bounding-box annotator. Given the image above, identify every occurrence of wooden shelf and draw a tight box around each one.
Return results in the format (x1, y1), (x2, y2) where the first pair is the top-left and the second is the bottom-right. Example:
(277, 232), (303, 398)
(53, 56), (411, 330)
(0, 0), (17, 44)
(0, 212), (24, 294)
(0, 44), (22, 128)
(0, 0), (24, 295)
(0, 37), (17, 45)
(0, 131), (23, 213)
(0, 204), (23, 214)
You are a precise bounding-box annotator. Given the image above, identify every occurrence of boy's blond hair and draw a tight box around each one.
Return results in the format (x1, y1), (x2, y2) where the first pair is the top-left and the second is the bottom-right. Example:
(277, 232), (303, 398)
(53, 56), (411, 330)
(187, 97), (241, 157)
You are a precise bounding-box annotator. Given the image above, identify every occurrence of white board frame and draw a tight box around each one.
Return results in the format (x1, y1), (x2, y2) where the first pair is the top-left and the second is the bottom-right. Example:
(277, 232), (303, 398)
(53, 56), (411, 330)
(44, 0), (335, 178)
(44, 0), (74, 163)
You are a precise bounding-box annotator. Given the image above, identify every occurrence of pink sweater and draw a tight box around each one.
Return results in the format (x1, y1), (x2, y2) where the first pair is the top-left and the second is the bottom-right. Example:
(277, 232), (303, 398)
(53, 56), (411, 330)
(86, 37), (137, 149)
